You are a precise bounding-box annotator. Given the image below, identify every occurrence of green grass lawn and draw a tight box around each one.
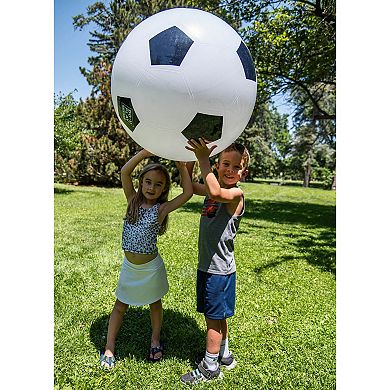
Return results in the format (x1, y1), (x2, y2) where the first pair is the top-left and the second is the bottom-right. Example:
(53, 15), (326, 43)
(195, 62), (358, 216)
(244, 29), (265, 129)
(54, 182), (335, 389)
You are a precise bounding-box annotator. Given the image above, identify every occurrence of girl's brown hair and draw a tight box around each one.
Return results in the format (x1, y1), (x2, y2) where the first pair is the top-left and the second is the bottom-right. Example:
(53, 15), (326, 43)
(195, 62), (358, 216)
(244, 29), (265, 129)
(124, 163), (171, 235)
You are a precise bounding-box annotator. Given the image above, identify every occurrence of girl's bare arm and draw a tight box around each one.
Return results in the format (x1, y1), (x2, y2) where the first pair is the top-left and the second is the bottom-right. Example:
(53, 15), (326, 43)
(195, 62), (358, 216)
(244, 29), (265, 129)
(121, 149), (153, 202)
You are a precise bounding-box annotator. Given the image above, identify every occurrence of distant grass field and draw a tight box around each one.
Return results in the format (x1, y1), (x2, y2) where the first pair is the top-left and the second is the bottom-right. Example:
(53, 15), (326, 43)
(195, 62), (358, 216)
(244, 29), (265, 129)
(54, 182), (335, 389)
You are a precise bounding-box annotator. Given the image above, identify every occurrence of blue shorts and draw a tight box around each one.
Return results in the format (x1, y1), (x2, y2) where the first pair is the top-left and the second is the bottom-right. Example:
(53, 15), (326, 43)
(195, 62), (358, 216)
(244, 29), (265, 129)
(196, 270), (236, 320)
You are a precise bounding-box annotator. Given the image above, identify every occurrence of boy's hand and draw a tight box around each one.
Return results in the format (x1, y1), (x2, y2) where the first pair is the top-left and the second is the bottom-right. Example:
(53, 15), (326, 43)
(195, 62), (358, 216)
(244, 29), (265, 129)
(185, 138), (217, 160)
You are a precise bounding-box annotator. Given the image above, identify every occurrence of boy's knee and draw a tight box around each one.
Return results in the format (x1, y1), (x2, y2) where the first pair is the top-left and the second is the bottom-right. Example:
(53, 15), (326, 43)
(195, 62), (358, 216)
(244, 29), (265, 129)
(205, 317), (222, 330)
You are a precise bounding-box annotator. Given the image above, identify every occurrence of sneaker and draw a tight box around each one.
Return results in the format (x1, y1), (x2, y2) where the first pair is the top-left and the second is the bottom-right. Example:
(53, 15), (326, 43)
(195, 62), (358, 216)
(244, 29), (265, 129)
(180, 359), (223, 385)
(195, 352), (237, 370)
(99, 352), (116, 370)
(219, 353), (237, 370)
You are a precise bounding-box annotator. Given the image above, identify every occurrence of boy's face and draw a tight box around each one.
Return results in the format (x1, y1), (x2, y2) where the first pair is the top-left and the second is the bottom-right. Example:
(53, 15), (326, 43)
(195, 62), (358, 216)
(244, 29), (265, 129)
(216, 150), (248, 188)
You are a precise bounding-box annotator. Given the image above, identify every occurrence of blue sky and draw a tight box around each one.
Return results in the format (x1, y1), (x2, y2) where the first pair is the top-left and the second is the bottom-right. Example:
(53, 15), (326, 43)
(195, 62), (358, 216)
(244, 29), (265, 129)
(54, 0), (99, 99)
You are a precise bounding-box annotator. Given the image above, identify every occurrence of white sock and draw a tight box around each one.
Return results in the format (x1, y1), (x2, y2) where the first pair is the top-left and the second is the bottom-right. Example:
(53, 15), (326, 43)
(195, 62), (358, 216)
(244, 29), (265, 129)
(219, 338), (231, 358)
(204, 351), (219, 371)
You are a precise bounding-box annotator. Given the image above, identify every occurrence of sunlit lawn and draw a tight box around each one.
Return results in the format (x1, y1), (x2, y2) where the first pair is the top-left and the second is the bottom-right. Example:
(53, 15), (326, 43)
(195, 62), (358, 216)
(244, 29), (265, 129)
(54, 182), (335, 389)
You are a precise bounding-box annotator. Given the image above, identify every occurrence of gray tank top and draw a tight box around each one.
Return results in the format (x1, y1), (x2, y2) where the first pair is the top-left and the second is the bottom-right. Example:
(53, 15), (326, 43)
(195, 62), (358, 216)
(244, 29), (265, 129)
(198, 195), (244, 275)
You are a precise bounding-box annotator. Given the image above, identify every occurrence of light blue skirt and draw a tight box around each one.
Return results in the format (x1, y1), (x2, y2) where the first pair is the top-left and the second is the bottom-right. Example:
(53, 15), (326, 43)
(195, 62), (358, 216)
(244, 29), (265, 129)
(115, 253), (169, 306)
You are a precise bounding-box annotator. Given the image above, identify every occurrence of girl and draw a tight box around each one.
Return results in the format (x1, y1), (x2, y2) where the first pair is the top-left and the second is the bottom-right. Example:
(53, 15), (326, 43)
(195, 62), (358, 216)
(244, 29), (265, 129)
(100, 148), (193, 369)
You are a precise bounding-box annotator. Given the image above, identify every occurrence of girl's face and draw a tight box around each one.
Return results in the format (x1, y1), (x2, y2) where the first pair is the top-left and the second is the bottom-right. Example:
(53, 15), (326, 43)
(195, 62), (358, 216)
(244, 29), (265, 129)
(141, 170), (167, 202)
(216, 151), (247, 188)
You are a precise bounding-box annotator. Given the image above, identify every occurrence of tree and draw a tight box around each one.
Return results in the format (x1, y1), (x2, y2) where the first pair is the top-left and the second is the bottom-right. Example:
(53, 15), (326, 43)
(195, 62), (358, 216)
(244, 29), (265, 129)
(71, 1), (141, 185)
(238, 102), (291, 179)
(54, 92), (84, 182)
(238, 0), (335, 120)
(290, 84), (335, 187)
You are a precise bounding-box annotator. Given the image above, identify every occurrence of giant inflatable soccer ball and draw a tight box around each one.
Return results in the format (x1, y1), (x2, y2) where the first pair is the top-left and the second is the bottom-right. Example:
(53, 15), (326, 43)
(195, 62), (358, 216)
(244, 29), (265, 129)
(111, 7), (257, 161)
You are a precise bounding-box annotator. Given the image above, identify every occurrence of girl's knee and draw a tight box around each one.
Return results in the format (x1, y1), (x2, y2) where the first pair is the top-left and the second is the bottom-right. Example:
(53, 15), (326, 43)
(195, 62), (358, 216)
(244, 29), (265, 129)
(114, 299), (128, 314)
(149, 299), (162, 309)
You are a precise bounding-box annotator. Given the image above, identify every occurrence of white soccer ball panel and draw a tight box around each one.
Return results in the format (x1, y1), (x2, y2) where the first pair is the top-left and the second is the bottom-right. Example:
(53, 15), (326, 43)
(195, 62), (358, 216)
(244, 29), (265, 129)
(131, 70), (195, 125)
(132, 122), (197, 161)
(181, 44), (239, 96)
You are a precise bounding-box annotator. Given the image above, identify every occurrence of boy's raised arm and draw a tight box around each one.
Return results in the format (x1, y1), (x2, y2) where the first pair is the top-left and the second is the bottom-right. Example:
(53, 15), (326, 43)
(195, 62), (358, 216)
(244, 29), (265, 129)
(186, 139), (242, 203)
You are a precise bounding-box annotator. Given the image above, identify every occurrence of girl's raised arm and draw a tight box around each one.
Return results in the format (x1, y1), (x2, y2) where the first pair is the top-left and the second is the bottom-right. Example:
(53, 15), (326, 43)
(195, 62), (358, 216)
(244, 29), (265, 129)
(185, 161), (207, 196)
(121, 149), (153, 202)
(159, 162), (193, 222)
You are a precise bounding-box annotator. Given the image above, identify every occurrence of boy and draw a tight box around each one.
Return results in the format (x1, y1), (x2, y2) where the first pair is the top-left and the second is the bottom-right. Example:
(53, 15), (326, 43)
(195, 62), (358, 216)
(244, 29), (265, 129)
(180, 138), (250, 384)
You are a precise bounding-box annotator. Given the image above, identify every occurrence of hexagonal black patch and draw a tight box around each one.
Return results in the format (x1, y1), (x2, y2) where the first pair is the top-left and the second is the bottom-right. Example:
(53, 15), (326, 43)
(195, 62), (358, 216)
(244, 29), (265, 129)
(236, 41), (256, 81)
(182, 113), (223, 142)
(117, 96), (140, 132)
(149, 26), (194, 66)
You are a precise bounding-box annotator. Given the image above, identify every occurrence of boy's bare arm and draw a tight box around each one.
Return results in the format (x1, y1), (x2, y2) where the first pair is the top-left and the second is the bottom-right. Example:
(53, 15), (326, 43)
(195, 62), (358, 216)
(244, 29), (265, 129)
(187, 139), (242, 203)
(198, 157), (243, 202)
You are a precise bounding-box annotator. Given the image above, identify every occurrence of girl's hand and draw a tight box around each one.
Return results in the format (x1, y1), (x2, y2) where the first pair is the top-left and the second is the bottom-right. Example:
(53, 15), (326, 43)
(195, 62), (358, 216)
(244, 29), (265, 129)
(175, 161), (186, 169)
(185, 138), (217, 160)
(185, 161), (196, 170)
(140, 149), (154, 158)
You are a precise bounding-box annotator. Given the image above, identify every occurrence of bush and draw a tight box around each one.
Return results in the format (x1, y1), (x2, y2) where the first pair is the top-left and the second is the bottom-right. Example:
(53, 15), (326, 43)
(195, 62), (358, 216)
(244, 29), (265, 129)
(54, 92), (83, 183)
(311, 167), (335, 189)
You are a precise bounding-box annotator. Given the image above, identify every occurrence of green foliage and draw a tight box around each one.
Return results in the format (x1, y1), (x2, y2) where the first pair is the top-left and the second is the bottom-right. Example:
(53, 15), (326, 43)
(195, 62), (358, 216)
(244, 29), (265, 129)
(238, 103), (291, 180)
(54, 92), (84, 182)
(74, 92), (135, 185)
(289, 86), (336, 187)
(54, 92), (82, 156)
(55, 182), (335, 389)
(241, 0), (335, 121)
(311, 167), (335, 189)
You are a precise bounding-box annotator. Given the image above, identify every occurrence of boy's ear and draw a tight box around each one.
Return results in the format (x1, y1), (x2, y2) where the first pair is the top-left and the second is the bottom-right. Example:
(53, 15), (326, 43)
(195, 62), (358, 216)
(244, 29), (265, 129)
(240, 168), (249, 181)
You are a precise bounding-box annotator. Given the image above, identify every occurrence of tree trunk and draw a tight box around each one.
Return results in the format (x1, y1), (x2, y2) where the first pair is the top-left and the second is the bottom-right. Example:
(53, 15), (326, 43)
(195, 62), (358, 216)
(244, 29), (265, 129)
(303, 163), (311, 188)
(303, 148), (313, 188)
(331, 174), (336, 190)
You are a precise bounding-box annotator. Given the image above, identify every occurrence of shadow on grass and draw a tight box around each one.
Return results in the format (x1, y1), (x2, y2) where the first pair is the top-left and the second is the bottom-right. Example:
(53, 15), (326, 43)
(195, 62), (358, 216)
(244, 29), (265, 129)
(251, 202), (335, 275)
(253, 228), (336, 276)
(255, 244), (335, 276)
(181, 199), (335, 229)
(182, 199), (336, 275)
(90, 307), (205, 362)
(244, 199), (335, 229)
(54, 185), (109, 199)
(54, 187), (74, 195)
